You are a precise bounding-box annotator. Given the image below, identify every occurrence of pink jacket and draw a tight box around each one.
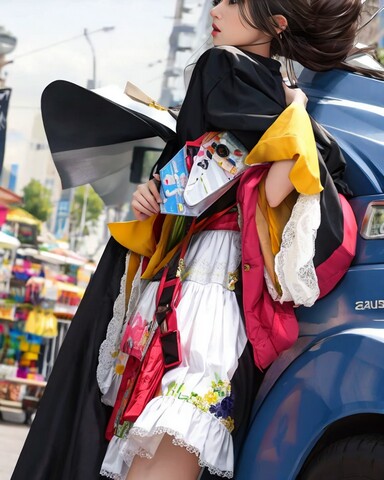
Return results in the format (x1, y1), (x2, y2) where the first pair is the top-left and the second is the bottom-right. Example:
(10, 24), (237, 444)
(237, 166), (357, 370)
(237, 166), (299, 370)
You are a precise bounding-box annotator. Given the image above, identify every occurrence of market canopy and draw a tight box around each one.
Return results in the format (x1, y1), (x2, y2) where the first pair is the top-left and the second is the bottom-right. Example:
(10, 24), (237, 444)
(6, 208), (42, 226)
(0, 230), (20, 248)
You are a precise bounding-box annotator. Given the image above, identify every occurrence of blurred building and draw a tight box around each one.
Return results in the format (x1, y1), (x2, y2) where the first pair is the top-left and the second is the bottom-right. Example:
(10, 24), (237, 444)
(358, 0), (382, 46)
(0, 26), (17, 177)
(24, 114), (62, 233)
(0, 27), (21, 223)
(159, 0), (212, 107)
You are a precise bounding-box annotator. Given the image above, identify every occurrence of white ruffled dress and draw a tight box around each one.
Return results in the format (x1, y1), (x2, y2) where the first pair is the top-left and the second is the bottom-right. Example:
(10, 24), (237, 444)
(99, 228), (247, 479)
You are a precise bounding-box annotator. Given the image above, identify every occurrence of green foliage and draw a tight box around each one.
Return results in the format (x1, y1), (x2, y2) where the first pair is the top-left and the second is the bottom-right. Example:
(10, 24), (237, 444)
(377, 48), (384, 66)
(70, 185), (104, 234)
(22, 179), (53, 222)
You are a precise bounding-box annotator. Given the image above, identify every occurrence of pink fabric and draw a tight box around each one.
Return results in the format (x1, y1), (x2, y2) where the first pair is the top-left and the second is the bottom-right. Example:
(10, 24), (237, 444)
(316, 194), (357, 298)
(238, 167), (299, 371)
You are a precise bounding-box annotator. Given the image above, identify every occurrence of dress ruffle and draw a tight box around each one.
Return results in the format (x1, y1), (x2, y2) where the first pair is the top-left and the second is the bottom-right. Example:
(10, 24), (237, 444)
(100, 436), (129, 480)
(119, 396), (234, 478)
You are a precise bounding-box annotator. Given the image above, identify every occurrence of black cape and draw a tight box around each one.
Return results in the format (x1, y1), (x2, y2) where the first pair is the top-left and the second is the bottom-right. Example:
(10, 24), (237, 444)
(12, 46), (347, 480)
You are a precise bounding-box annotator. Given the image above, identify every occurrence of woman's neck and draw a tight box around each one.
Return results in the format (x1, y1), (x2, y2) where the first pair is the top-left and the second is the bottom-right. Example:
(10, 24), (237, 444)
(239, 42), (271, 58)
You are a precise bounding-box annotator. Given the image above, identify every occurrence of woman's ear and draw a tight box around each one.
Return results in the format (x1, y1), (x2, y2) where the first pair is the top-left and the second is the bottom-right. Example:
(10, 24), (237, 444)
(272, 14), (288, 34)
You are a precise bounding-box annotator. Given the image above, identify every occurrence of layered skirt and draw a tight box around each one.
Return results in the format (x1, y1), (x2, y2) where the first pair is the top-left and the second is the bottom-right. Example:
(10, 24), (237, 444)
(100, 227), (248, 479)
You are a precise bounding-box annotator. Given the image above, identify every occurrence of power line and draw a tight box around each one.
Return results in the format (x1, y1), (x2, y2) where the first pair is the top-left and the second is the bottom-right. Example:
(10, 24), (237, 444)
(12, 33), (84, 60)
(12, 27), (115, 61)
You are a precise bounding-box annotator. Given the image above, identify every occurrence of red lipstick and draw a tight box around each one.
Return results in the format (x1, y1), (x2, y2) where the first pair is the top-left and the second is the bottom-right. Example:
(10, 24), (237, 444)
(212, 23), (221, 37)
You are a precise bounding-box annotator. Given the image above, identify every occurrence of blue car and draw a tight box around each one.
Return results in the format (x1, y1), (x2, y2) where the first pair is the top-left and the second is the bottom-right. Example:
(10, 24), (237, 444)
(235, 56), (384, 479)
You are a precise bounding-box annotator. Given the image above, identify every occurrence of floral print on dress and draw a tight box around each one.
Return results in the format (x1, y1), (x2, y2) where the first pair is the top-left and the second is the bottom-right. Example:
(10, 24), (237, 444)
(165, 374), (235, 433)
(114, 351), (128, 375)
(121, 312), (154, 360)
(227, 270), (239, 291)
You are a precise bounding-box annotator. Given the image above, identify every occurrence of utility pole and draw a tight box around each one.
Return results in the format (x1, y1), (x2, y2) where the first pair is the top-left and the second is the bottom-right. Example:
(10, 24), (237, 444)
(83, 26), (114, 90)
(159, 0), (195, 107)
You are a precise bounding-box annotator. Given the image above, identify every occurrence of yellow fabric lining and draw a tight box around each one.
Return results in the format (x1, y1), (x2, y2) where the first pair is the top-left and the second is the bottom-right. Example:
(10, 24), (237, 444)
(125, 253), (141, 307)
(108, 215), (183, 281)
(108, 216), (157, 258)
(245, 103), (323, 195)
(257, 179), (298, 256)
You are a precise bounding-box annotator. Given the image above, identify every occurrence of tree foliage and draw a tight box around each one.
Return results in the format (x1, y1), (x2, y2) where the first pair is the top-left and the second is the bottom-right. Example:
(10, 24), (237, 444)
(22, 179), (53, 222)
(70, 185), (104, 235)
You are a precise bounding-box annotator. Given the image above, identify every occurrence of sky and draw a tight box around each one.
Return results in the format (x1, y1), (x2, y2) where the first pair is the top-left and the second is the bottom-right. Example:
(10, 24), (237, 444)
(1, 0), (179, 175)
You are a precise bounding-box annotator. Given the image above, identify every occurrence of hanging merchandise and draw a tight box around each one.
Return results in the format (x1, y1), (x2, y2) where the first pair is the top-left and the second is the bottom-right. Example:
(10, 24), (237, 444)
(24, 309), (40, 336)
(0, 301), (16, 321)
(24, 308), (58, 338)
(41, 311), (58, 338)
(16, 333), (43, 379)
(2, 329), (20, 367)
(54, 283), (84, 318)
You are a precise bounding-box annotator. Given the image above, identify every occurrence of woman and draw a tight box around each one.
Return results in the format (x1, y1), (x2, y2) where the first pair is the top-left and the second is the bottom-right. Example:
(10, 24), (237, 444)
(10, 1), (372, 480)
(98, 1), (363, 479)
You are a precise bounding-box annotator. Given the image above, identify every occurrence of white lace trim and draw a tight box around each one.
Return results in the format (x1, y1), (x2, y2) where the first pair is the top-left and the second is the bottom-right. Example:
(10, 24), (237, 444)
(120, 427), (233, 478)
(273, 193), (321, 307)
(97, 253), (129, 395)
(99, 470), (122, 480)
(97, 254), (146, 403)
(264, 267), (279, 301)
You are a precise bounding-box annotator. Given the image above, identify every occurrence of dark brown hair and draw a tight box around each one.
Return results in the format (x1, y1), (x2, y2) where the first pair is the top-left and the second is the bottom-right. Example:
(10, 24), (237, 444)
(238, 0), (383, 78)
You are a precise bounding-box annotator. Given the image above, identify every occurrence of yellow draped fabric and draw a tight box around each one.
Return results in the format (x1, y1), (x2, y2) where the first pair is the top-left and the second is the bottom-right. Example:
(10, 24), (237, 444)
(108, 214), (183, 281)
(245, 103), (323, 195)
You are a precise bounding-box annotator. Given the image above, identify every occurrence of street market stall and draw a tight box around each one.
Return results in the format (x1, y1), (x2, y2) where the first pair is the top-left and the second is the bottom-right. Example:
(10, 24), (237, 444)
(0, 233), (90, 422)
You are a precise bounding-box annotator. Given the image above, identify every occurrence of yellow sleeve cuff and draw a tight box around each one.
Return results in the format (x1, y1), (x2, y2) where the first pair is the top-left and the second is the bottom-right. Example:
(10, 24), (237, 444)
(108, 214), (180, 279)
(245, 103), (323, 195)
(108, 215), (157, 258)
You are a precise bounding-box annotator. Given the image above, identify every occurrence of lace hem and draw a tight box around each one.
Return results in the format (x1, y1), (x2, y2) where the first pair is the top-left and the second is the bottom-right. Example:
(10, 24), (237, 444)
(274, 193), (321, 307)
(99, 470), (123, 480)
(121, 426), (233, 478)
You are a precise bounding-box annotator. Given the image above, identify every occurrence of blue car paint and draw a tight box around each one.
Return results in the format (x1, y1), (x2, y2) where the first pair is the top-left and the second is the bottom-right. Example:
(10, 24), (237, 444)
(235, 67), (384, 479)
(300, 68), (384, 196)
(236, 331), (384, 480)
